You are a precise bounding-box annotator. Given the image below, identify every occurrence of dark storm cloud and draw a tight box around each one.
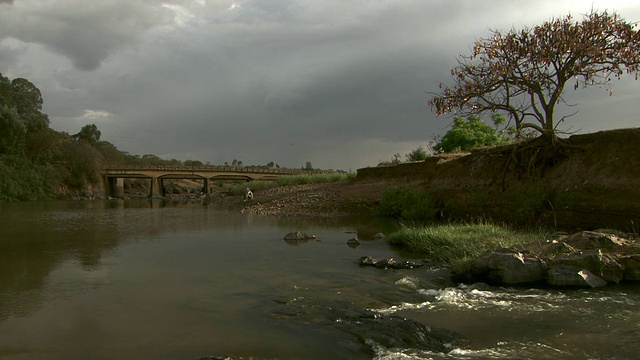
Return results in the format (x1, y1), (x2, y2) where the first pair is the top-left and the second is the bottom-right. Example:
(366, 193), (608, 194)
(88, 1), (444, 164)
(1, 0), (639, 169)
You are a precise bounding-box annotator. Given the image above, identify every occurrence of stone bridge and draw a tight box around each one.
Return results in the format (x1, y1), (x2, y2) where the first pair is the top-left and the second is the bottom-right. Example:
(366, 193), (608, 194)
(100, 164), (312, 198)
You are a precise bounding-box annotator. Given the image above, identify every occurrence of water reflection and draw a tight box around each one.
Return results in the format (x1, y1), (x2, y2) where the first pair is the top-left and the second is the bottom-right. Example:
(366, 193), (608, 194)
(0, 200), (270, 321)
(0, 202), (119, 321)
(0, 199), (403, 360)
(284, 238), (315, 246)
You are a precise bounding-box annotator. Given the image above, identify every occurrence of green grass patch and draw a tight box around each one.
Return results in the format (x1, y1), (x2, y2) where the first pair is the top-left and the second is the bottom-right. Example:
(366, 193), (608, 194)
(227, 172), (355, 196)
(387, 221), (545, 265)
(374, 185), (437, 220)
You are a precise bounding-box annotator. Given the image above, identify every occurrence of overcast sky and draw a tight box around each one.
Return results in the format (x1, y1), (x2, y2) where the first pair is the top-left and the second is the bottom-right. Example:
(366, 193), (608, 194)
(1, 0), (639, 170)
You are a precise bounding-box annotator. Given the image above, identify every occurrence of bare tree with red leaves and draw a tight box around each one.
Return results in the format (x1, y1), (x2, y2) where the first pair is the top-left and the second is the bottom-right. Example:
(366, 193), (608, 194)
(429, 10), (640, 139)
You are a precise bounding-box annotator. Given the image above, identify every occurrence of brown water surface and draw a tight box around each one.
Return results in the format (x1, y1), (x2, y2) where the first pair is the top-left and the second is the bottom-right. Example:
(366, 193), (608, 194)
(1, 200), (639, 359)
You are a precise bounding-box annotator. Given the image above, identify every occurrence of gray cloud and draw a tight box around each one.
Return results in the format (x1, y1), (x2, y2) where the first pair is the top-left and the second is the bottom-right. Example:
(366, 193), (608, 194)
(1, 0), (639, 170)
(0, 0), (169, 70)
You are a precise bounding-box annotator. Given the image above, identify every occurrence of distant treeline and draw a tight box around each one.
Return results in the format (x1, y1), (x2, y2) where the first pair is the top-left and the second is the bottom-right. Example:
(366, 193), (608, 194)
(0, 73), (288, 201)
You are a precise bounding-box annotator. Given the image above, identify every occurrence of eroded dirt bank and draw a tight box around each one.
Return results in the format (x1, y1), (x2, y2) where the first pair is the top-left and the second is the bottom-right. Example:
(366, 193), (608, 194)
(358, 128), (640, 230)
(225, 128), (640, 230)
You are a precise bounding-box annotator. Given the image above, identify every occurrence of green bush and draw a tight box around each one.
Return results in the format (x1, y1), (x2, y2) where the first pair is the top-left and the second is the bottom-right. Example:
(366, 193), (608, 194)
(405, 146), (429, 162)
(435, 114), (512, 153)
(375, 186), (437, 220)
(515, 184), (550, 217)
(0, 155), (53, 201)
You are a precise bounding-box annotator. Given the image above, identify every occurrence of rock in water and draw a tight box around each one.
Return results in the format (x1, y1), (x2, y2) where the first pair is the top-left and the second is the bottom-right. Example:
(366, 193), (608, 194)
(347, 237), (360, 247)
(283, 231), (316, 240)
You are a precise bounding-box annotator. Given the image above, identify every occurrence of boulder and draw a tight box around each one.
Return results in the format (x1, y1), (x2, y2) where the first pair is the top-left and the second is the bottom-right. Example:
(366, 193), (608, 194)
(540, 240), (576, 256)
(486, 251), (547, 284)
(547, 265), (607, 288)
(563, 230), (632, 252)
(550, 249), (624, 283)
(621, 255), (640, 281)
(283, 231), (317, 246)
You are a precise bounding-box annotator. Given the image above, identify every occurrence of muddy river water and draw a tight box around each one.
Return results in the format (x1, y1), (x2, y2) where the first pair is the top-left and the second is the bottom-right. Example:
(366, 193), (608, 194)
(0, 200), (639, 359)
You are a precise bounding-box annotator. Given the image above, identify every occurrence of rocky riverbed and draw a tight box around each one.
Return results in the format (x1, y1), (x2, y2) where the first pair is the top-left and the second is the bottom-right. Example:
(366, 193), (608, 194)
(212, 180), (393, 217)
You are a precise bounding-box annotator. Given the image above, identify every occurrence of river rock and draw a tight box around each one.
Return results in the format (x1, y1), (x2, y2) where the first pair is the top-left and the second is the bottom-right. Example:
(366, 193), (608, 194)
(540, 240), (576, 256)
(621, 254), (640, 281)
(550, 249), (624, 283)
(451, 229), (640, 288)
(547, 265), (607, 288)
(347, 237), (360, 248)
(360, 256), (428, 269)
(563, 230), (632, 251)
(485, 251), (547, 284)
(341, 314), (462, 353)
(283, 231), (316, 240)
(347, 237), (360, 244)
(274, 297), (465, 355)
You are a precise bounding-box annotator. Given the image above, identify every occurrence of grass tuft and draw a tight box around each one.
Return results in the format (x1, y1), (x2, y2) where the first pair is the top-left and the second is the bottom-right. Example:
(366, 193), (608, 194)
(387, 220), (545, 265)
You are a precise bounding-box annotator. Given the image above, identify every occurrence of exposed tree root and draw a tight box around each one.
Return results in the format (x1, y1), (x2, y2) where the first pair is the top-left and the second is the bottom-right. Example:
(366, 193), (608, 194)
(500, 136), (580, 191)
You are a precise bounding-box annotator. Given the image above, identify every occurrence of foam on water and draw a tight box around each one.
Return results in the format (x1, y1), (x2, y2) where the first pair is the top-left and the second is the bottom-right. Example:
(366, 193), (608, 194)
(368, 276), (640, 359)
(368, 338), (572, 360)
(374, 278), (563, 315)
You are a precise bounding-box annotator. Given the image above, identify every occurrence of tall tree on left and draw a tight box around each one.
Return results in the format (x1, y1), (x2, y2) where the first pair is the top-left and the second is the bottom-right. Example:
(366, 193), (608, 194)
(11, 78), (49, 133)
(0, 105), (26, 155)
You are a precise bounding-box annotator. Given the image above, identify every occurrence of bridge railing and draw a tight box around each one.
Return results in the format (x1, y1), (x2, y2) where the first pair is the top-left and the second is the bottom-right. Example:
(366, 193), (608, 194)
(99, 164), (319, 175)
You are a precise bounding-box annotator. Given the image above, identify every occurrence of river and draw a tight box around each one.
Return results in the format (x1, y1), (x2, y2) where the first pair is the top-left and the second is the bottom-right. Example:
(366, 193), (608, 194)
(0, 200), (638, 359)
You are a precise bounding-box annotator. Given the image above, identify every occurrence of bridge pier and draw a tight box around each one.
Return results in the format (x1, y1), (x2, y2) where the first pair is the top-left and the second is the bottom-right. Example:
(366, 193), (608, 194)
(115, 178), (124, 198)
(151, 176), (164, 198)
(100, 175), (109, 198)
(103, 177), (125, 198)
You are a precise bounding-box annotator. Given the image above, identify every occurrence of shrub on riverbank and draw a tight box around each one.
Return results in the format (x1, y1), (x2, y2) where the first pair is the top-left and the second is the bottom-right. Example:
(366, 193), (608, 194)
(374, 185), (437, 220)
(387, 221), (544, 265)
(0, 155), (55, 201)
